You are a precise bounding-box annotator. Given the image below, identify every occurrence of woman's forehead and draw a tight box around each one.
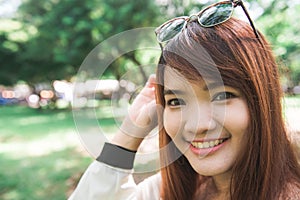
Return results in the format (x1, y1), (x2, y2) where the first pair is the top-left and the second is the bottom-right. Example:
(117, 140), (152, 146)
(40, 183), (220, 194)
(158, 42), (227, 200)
(163, 67), (200, 89)
(163, 67), (225, 91)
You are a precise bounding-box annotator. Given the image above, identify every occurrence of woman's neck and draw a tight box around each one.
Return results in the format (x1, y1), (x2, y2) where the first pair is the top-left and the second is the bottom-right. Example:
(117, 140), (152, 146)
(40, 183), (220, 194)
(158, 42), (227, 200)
(195, 172), (232, 200)
(211, 171), (232, 199)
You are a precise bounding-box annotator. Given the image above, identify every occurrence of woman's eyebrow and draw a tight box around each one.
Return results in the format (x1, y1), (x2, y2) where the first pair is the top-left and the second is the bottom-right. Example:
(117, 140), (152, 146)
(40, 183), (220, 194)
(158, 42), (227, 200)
(163, 89), (185, 96)
(203, 81), (225, 91)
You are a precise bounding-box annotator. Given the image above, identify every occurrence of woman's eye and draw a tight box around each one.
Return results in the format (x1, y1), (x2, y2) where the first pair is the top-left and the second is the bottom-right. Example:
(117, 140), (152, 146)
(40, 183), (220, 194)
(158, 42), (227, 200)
(166, 98), (186, 107)
(212, 92), (236, 101)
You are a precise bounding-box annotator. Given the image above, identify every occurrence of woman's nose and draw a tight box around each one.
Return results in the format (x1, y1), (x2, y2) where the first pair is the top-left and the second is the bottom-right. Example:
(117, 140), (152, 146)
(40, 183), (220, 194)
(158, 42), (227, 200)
(184, 103), (218, 135)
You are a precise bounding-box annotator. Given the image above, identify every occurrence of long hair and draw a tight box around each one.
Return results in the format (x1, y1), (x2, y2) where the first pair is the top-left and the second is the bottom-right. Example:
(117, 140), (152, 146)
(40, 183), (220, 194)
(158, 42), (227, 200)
(155, 18), (300, 199)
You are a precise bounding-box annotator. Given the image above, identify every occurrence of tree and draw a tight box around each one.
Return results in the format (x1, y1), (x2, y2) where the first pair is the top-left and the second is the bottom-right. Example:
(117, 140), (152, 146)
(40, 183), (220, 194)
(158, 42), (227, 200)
(0, 33), (21, 85)
(0, 0), (299, 86)
(3, 0), (161, 85)
(15, 0), (95, 83)
(255, 0), (300, 86)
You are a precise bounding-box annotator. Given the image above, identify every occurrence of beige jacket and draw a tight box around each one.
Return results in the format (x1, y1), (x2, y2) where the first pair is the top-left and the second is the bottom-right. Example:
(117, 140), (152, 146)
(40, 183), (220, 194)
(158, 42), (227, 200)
(68, 161), (161, 200)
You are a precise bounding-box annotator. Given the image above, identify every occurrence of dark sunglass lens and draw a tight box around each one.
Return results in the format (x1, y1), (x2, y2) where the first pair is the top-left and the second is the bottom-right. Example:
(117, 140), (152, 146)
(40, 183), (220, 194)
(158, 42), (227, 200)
(157, 18), (186, 43)
(199, 3), (233, 27)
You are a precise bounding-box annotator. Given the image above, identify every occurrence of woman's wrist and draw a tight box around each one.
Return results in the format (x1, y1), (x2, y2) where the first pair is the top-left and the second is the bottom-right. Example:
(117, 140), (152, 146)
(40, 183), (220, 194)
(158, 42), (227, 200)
(111, 113), (154, 151)
(111, 130), (144, 151)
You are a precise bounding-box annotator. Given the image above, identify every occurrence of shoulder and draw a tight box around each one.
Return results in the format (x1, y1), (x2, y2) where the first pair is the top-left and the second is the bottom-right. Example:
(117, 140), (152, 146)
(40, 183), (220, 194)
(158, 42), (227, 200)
(137, 173), (161, 189)
(136, 173), (162, 200)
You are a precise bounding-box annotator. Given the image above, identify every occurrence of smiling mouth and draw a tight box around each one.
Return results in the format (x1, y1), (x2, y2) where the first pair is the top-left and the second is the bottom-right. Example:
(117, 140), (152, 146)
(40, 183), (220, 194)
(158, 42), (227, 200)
(191, 138), (229, 149)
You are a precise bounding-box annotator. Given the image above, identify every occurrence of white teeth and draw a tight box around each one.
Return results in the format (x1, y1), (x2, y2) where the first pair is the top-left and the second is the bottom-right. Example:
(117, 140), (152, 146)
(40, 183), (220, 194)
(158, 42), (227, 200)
(214, 140), (219, 145)
(191, 139), (225, 149)
(203, 142), (209, 148)
(198, 143), (203, 148)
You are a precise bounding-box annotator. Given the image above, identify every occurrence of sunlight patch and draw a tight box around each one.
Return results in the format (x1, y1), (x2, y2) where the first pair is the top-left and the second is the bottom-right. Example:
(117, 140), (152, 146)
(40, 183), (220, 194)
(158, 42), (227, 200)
(0, 130), (86, 158)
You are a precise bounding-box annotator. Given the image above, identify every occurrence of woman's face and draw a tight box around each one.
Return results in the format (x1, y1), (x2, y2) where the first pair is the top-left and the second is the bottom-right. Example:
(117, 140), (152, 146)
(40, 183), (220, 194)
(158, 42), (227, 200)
(163, 67), (249, 177)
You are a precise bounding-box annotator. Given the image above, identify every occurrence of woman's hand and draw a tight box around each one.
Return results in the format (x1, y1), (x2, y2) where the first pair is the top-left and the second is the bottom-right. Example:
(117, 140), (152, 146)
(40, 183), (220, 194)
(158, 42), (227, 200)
(112, 75), (158, 151)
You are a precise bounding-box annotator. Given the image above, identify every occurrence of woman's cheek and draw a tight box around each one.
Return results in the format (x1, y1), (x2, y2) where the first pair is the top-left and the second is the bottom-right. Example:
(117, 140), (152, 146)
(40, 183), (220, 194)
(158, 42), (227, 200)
(163, 110), (182, 139)
(225, 100), (250, 134)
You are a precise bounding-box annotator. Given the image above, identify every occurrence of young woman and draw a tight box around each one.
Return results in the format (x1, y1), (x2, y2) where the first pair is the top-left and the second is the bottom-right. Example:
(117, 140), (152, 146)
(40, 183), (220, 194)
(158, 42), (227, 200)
(69, 1), (300, 199)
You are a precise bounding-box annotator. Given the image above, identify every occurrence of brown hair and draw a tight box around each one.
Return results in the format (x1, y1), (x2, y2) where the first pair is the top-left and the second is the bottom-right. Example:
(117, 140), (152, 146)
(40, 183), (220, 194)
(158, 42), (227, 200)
(155, 18), (300, 199)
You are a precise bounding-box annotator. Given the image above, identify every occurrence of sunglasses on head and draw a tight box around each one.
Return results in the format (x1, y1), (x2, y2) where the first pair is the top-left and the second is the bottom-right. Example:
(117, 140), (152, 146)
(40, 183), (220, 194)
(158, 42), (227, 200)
(155, 0), (259, 48)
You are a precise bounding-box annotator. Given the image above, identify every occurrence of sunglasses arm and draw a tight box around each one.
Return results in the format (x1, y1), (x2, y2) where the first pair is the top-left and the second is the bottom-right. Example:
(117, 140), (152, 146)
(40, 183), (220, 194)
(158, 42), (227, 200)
(159, 43), (164, 51)
(235, 0), (259, 38)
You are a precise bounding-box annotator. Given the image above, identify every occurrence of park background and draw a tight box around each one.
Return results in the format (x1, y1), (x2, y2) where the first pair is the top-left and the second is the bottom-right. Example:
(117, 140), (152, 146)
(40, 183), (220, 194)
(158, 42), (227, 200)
(0, 0), (300, 199)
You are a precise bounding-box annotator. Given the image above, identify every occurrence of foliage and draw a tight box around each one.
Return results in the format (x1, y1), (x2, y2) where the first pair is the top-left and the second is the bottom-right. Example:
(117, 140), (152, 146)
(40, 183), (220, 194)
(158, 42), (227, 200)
(0, 33), (21, 85)
(0, 0), (161, 85)
(256, 0), (300, 86)
(0, 0), (299, 86)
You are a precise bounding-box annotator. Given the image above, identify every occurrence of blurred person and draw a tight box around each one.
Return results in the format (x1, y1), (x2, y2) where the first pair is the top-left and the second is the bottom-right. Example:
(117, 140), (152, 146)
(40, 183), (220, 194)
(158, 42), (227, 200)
(69, 0), (300, 199)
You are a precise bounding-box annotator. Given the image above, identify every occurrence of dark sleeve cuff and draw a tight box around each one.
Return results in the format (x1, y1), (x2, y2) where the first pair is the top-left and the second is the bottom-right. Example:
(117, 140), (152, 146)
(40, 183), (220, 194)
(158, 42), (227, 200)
(96, 142), (137, 170)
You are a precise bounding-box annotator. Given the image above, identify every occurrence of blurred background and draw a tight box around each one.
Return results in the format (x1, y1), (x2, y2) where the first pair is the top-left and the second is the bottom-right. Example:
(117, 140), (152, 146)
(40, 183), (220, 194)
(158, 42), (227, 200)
(0, 0), (299, 199)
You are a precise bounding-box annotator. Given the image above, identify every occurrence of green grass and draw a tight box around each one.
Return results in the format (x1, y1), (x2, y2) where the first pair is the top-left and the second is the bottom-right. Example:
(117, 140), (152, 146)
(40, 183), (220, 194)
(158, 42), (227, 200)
(0, 148), (91, 200)
(0, 105), (119, 200)
(0, 107), (75, 141)
(0, 102), (120, 142)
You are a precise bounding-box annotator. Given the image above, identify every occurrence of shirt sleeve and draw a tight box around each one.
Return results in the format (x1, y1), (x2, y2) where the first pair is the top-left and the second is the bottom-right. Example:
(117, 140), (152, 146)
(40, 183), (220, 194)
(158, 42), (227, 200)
(68, 143), (161, 200)
(96, 142), (137, 170)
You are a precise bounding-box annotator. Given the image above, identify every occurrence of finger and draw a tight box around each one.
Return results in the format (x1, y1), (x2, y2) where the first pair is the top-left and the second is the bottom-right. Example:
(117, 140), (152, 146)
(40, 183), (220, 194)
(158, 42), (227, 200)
(147, 100), (158, 124)
(136, 100), (157, 127)
(146, 74), (156, 88)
